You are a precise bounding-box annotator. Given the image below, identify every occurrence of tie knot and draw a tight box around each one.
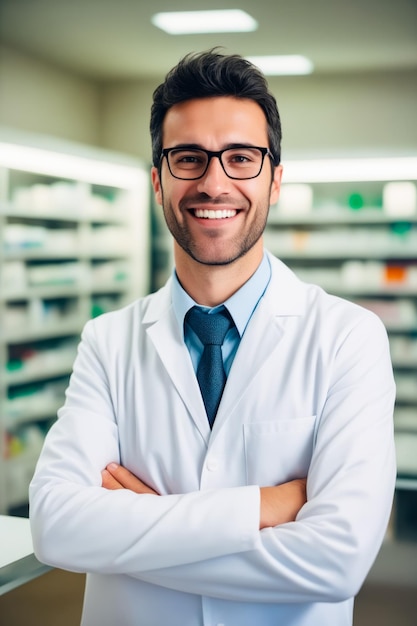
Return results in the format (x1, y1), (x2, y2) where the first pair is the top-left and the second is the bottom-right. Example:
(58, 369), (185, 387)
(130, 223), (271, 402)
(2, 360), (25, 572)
(186, 306), (232, 346)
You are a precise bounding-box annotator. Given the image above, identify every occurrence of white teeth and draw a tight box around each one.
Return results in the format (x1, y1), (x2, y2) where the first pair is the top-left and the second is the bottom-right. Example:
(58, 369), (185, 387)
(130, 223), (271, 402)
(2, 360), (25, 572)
(194, 209), (237, 219)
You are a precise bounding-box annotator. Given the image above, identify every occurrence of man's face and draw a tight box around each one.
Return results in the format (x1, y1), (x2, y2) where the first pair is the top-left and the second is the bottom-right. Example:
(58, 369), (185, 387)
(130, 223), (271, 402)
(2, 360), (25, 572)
(152, 96), (282, 267)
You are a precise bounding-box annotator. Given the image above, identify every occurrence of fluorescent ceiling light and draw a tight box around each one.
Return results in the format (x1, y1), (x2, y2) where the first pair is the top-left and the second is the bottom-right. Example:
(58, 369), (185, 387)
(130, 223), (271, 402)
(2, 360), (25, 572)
(283, 157), (417, 183)
(246, 55), (314, 76)
(151, 10), (257, 34)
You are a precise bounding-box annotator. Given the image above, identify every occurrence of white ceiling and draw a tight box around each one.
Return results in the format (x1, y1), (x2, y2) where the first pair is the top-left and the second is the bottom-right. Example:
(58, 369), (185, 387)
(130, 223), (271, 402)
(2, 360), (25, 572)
(1, 0), (416, 81)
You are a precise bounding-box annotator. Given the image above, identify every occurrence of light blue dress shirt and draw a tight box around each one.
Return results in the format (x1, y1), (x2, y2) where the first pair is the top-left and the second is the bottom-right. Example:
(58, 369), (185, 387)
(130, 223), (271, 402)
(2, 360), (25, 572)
(172, 252), (271, 376)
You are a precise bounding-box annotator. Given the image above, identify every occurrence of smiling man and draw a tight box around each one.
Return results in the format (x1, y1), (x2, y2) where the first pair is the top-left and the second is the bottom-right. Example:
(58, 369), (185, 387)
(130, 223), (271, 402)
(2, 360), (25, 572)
(30, 50), (396, 626)
(152, 95), (282, 304)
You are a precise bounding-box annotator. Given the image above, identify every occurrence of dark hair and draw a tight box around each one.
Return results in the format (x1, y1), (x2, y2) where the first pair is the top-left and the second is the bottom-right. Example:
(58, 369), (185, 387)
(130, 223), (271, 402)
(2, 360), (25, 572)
(150, 49), (282, 168)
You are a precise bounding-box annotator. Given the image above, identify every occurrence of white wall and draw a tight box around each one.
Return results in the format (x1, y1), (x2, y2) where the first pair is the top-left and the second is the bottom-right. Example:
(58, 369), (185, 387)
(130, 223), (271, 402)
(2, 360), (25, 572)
(99, 69), (417, 163)
(99, 79), (156, 163)
(270, 70), (417, 158)
(0, 45), (100, 145)
(1, 44), (416, 164)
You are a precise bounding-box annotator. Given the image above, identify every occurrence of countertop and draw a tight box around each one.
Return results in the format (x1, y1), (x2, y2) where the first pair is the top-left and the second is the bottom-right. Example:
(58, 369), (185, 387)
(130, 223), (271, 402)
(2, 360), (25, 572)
(0, 515), (51, 595)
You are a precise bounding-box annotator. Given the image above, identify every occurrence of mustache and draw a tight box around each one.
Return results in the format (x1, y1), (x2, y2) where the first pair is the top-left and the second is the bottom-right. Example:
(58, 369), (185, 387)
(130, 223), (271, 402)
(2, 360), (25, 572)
(179, 193), (247, 210)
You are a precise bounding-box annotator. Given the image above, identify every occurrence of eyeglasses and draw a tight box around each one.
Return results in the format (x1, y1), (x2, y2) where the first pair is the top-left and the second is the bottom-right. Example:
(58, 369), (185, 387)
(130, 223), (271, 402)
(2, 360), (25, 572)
(160, 146), (274, 180)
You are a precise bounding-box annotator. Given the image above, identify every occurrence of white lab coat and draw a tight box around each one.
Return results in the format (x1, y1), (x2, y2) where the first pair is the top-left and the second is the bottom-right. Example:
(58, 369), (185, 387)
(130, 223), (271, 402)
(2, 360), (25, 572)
(30, 252), (396, 626)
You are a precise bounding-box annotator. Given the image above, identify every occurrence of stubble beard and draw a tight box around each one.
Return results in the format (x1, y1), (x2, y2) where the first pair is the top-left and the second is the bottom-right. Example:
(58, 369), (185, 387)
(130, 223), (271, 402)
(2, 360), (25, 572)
(161, 196), (270, 267)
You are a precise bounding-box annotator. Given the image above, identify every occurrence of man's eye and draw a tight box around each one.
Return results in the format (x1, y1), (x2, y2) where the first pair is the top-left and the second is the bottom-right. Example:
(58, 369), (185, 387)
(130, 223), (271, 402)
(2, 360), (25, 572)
(227, 151), (256, 165)
(181, 155), (200, 163)
(231, 154), (251, 163)
(173, 152), (204, 166)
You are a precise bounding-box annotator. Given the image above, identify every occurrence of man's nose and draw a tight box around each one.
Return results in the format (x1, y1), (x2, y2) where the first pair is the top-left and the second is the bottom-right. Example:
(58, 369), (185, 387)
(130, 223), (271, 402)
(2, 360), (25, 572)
(196, 155), (230, 195)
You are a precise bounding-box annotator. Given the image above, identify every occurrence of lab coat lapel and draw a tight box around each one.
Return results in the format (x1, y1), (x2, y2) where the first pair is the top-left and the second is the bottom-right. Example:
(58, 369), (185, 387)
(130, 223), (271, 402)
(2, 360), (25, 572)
(213, 254), (307, 429)
(143, 257), (307, 439)
(144, 282), (210, 441)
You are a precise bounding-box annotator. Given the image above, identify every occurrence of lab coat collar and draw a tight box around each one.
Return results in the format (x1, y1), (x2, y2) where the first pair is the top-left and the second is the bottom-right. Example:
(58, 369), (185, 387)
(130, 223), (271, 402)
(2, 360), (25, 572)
(142, 253), (308, 440)
(262, 250), (307, 316)
(143, 250), (307, 325)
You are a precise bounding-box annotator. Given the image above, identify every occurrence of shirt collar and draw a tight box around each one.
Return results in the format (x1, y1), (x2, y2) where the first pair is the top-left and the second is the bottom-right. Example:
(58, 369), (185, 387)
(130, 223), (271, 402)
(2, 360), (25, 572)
(172, 251), (271, 339)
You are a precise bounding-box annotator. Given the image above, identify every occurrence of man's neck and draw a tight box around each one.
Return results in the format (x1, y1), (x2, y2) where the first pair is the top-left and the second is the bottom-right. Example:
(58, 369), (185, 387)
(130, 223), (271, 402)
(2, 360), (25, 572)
(174, 244), (264, 307)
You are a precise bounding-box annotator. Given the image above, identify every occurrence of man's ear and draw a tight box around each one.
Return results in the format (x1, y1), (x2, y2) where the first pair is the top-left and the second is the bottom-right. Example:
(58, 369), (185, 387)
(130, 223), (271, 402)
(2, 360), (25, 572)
(270, 164), (283, 206)
(151, 167), (163, 206)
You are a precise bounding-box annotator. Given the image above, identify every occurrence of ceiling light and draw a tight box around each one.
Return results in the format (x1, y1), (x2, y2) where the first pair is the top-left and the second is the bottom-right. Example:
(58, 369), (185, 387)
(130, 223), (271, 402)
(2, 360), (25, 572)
(151, 10), (258, 35)
(246, 55), (314, 76)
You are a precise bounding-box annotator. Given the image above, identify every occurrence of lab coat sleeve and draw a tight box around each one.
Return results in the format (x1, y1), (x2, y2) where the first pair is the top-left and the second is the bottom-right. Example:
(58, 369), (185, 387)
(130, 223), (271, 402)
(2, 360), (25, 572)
(29, 319), (261, 573)
(131, 312), (397, 603)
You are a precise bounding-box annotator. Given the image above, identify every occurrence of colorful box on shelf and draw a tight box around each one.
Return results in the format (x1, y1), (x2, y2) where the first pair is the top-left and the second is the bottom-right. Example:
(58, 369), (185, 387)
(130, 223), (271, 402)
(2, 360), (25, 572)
(12, 181), (89, 213)
(27, 263), (84, 286)
(383, 182), (417, 217)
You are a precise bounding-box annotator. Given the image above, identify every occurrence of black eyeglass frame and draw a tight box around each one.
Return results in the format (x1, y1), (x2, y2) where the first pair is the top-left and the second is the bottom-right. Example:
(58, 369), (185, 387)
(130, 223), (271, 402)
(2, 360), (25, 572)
(160, 146), (275, 181)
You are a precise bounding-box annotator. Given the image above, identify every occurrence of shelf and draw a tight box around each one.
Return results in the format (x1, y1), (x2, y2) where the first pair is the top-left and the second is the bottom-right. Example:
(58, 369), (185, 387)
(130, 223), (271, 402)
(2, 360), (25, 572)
(339, 286), (417, 297)
(0, 201), (128, 225)
(3, 247), (131, 262)
(5, 357), (75, 386)
(2, 319), (85, 343)
(392, 357), (417, 368)
(270, 248), (417, 261)
(264, 155), (417, 543)
(0, 202), (82, 223)
(5, 397), (64, 427)
(385, 321), (417, 332)
(1, 285), (86, 302)
(0, 130), (150, 514)
(292, 279), (417, 298)
(90, 281), (131, 294)
(3, 248), (82, 261)
(268, 209), (417, 226)
(2, 280), (131, 303)
(396, 392), (417, 403)
(89, 251), (132, 260)
(5, 454), (44, 508)
(396, 477), (417, 491)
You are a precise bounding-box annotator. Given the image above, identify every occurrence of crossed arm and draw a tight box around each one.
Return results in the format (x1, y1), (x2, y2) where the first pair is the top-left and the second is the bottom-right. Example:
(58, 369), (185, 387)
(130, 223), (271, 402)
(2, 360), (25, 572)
(102, 463), (307, 529)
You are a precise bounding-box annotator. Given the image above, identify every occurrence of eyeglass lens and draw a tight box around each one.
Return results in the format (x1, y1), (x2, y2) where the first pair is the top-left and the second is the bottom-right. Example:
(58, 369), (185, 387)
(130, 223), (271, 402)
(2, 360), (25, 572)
(167, 147), (266, 180)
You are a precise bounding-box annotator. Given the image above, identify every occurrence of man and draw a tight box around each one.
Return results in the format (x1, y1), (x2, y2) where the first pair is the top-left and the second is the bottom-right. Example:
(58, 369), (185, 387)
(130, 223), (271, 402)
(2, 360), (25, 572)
(30, 50), (396, 626)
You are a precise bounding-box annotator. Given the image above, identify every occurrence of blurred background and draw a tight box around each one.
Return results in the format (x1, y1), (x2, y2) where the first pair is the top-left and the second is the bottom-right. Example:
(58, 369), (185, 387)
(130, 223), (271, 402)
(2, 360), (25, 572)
(1, 0), (417, 158)
(0, 1), (416, 624)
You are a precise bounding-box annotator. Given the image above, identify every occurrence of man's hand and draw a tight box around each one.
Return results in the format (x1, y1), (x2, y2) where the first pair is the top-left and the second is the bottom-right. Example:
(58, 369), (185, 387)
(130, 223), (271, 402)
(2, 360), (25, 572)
(102, 463), (159, 495)
(102, 463), (306, 529)
(259, 479), (307, 529)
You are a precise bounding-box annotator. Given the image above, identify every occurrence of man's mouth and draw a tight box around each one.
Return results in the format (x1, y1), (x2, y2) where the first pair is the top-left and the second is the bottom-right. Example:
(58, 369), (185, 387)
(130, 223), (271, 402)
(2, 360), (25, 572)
(193, 208), (237, 219)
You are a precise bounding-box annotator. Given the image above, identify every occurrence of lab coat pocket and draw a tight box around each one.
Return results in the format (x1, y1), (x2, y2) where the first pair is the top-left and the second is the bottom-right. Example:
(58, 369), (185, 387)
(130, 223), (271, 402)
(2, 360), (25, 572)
(244, 416), (316, 486)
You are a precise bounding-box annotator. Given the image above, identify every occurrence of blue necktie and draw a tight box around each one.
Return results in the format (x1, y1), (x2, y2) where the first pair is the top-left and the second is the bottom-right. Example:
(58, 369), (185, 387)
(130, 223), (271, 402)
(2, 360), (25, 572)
(186, 306), (233, 427)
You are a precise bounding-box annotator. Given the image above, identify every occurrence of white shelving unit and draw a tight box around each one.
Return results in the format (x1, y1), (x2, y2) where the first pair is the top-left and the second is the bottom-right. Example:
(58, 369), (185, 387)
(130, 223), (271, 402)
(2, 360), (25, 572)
(265, 154), (417, 541)
(0, 128), (150, 514)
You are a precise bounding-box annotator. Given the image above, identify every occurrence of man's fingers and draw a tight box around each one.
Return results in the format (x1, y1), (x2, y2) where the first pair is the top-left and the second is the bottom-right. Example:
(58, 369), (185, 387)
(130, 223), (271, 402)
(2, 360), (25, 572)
(104, 463), (158, 495)
(101, 469), (124, 490)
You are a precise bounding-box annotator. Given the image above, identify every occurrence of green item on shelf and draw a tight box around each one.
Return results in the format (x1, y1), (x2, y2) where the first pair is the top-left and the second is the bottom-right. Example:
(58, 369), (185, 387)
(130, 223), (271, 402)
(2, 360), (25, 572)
(348, 193), (364, 210)
(390, 222), (412, 236)
(6, 360), (23, 371)
(8, 385), (40, 399)
(115, 270), (128, 281)
(91, 303), (106, 318)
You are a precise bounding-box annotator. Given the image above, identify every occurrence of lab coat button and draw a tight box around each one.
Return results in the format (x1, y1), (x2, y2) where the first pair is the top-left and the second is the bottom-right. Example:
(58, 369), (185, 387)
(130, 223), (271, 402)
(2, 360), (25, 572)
(206, 458), (219, 471)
